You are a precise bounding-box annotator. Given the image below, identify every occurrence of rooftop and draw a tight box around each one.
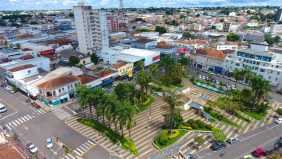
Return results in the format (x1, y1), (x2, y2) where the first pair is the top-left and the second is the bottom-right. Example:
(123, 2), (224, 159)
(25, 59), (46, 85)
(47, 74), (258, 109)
(57, 49), (88, 59)
(120, 48), (160, 58)
(9, 64), (34, 72)
(37, 75), (80, 90)
(174, 39), (209, 45)
(132, 39), (155, 44)
(113, 61), (127, 69)
(196, 48), (227, 60)
(78, 74), (97, 84)
(0, 49), (20, 54)
(0, 143), (25, 159)
(238, 49), (273, 57)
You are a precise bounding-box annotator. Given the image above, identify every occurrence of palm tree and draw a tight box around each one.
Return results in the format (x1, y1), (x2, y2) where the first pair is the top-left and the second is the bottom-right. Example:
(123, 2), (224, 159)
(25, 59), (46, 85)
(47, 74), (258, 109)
(136, 71), (151, 103)
(76, 85), (91, 118)
(100, 93), (116, 128)
(88, 87), (104, 120)
(116, 101), (128, 137)
(162, 90), (183, 134)
(123, 101), (136, 138)
(250, 75), (271, 110)
(149, 63), (159, 78)
(242, 68), (254, 86)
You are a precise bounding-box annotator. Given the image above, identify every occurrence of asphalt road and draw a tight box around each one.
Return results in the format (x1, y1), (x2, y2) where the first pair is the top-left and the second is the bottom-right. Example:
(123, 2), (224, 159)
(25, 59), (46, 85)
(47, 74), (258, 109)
(0, 86), (112, 159)
(196, 122), (282, 159)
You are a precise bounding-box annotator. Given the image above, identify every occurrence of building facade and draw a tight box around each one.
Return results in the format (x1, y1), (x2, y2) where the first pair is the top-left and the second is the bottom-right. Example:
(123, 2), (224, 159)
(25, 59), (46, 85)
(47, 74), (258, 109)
(224, 43), (282, 86)
(276, 7), (282, 22)
(73, 2), (109, 54)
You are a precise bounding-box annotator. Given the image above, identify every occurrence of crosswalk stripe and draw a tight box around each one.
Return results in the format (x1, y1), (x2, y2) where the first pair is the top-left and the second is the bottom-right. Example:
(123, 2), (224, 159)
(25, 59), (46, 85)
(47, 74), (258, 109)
(78, 146), (87, 152)
(23, 115), (30, 121)
(12, 121), (17, 126)
(14, 120), (21, 125)
(64, 156), (70, 159)
(87, 140), (94, 145)
(26, 115), (33, 120)
(8, 123), (13, 127)
(67, 154), (76, 159)
(38, 109), (45, 114)
(21, 117), (26, 122)
(5, 124), (11, 130)
(74, 149), (82, 156)
(82, 143), (90, 149)
(84, 142), (92, 147)
(17, 118), (24, 124)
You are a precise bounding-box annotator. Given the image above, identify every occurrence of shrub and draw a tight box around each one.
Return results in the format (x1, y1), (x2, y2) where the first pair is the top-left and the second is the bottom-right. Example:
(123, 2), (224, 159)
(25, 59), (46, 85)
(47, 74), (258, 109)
(277, 108), (282, 116)
(168, 130), (180, 139)
(183, 119), (213, 131)
(179, 126), (192, 130)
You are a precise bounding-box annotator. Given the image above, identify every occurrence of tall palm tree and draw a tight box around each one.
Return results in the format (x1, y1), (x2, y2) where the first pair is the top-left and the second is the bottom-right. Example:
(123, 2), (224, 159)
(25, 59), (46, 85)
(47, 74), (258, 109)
(116, 101), (128, 137)
(136, 71), (151, 103)
(100, 93), (116, 128)
(149, 63), (159, 78)
(162, 90), (183, 134)
(76, 85), (91, 118)
(123, 101), (136, 138)
(242, 68), (254, 86)
(88, 87), (104, 120)
(250, 75), (271, 110)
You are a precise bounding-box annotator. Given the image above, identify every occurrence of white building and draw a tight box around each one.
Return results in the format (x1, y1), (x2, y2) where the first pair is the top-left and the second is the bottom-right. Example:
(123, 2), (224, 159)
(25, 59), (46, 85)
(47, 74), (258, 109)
(270, 24), (282, 33)
(224, 43), (282, 86)
(73, 2), (109, 54)
(216, 44), (238, 51)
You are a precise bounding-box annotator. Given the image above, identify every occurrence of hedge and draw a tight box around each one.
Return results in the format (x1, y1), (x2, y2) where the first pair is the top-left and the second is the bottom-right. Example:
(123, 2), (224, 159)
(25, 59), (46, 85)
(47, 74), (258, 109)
(183, 119), (213, 131)
(168, 130), (180, 139)
(276, 108), (282, 116)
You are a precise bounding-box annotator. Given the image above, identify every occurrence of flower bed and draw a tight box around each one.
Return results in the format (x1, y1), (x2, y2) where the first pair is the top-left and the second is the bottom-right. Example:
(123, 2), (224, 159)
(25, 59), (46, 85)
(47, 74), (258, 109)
(154, 129), (186, 149)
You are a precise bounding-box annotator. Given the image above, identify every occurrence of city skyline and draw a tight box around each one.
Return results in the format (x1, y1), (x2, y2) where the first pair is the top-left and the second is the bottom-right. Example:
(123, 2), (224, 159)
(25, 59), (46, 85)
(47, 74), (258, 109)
(0, 0), (282, 10)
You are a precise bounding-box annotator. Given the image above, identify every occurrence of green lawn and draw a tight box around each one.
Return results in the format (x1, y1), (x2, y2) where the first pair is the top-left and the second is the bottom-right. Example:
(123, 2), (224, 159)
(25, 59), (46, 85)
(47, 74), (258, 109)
(77, 118), (139, 156)
(154, 129), (187, 149)
(242, 111), (267, 120)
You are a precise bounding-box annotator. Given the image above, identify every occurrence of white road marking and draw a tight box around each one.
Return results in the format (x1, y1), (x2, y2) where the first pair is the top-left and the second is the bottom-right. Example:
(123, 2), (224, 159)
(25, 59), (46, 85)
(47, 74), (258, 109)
(14, 119), (21, 125)
(73, 149), (81, 156)
(12, 121), (17, 126)
(26, 115), (33, 120)
(21, 117), (26, 122)
(0, 112), (18, 120)
(240, 124), (278, 141)
(5, 124), (11, 130)
(17, 118), (24, 124)
(23, 115), (30, 121)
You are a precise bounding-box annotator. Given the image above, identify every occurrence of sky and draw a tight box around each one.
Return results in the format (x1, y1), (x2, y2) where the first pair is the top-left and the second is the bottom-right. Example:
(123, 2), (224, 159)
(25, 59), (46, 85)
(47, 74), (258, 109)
(0, 0), (281, 10)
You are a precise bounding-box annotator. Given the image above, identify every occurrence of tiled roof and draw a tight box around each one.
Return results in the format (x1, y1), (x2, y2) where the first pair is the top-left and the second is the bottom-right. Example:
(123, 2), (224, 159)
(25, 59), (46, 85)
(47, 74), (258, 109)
(22, 54), (33, 60)
(0, 143), (25, 159)
(196, 48), (227, 60)
(113, 61), (127, 69)
(78, 75), (97, 84)
(37, 75), (80, 90)
(174, 39), (209, 45)
(9, 64), (34, 72)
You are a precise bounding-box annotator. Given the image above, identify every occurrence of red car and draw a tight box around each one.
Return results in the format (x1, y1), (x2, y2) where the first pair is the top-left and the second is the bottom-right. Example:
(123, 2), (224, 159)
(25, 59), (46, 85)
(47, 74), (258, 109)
(252, 148), (265, 157)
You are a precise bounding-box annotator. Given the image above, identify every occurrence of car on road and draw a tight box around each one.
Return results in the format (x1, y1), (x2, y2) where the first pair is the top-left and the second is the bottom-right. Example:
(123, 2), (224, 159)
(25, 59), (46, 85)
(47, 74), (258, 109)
(26, 143), (38, 154)
(274, 118), (282, 124)
(198, 75), (202, 79)
(231, 85), (236, 90)
(251, 148), (265, 157)
(0, 103), (7, 113)
(210, 142), (227, 151)
(230, 77), (237, 82)
(185, 153), (198, 159)
(215, 80), (220, 85)
(227, 137), (240, 144)
(46, 138), (53, 149)
(31, 102), (41, 109)
(243, 155), (254, 159)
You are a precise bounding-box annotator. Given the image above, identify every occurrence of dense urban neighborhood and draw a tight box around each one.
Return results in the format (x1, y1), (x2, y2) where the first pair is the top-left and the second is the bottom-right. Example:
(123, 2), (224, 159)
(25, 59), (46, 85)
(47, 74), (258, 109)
(0, 1), (282, 159)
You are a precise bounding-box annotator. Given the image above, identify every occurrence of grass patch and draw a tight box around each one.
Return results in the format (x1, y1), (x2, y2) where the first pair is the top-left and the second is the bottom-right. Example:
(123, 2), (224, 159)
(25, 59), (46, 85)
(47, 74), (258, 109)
(137, 96), (155, 112)
(242, 110), (267, 120)
(234, 112), (251, 123)
(204, 107), (240, 128)
(77, 118), (139, 156)
(154, 129), (186, 149)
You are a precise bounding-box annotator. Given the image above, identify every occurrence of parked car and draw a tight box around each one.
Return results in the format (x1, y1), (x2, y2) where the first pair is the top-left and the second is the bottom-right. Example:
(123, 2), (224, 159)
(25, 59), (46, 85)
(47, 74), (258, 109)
(46, 138), (53, 149)
(227, 137), (240, 144)
(231, 85), (236, 90)
(216, 80), (220, 85)
(31, 102), (41, 109)
(9, 90), (15, 94)
(251, 148), (265, 157)
(186, 153), (198, 159)
(274, 118), (282, 124)
(0, 103), (7, 113)
(230, 77), (237, 82)
(26, 143), (38, 154)
(210, 142), (227, 151)
(243, 155), (254, 159)
(199, 75), (202, 79)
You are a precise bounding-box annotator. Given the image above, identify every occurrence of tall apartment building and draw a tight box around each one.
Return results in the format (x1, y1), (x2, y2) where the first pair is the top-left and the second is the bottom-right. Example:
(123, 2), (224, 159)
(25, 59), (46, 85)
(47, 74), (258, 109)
(107, 16), (119, 33)
(223, 22), (231, 32)
(73, 2), (109, 54)
(275, 7), (282, 22)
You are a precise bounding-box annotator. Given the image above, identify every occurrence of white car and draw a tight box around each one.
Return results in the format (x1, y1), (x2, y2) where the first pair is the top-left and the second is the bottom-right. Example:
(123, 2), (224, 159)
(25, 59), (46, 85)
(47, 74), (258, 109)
(0, 103), (7, 113)
(199, 75), (202, 79)
(26, 143), (38, 154)
(274, 118), (282, 124)
(216, 80), (220, 85)
(231, 85), (236, 90)
(46, 138), (53, 149)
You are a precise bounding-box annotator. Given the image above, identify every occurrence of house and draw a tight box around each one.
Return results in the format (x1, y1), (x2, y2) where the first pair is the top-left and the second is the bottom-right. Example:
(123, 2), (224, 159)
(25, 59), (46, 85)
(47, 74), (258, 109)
(191, 48), (226, 74)
(153, 41), (178, 58)
(112, 61), (134, 78)
(37, 75), (81, 106)
(56, 49), (92, 66)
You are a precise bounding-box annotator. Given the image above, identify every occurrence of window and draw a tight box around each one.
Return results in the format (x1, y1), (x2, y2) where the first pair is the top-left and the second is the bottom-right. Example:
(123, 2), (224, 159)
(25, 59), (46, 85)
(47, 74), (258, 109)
(28, 70), (31, 74)
(269, 76), (271, 80)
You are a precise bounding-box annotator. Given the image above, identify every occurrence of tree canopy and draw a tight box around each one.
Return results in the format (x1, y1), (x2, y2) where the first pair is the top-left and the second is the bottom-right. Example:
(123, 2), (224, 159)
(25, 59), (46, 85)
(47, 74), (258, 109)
(155, 26), (167, 35)
(69, 56), (80, 66)
(90, 53), (100, 64)
(227, 33), (240, 42)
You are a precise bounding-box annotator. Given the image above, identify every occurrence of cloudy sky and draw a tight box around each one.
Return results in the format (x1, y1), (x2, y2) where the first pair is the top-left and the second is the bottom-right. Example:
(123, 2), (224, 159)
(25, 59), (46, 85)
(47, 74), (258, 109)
(0, 0), (281, 10)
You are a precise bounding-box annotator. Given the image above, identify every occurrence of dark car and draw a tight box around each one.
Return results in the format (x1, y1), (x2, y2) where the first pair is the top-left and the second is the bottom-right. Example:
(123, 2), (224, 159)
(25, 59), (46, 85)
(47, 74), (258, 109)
(210, 142), (227, 151)
(186, 153), (198, 159)
(31, 102), (41, 109)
